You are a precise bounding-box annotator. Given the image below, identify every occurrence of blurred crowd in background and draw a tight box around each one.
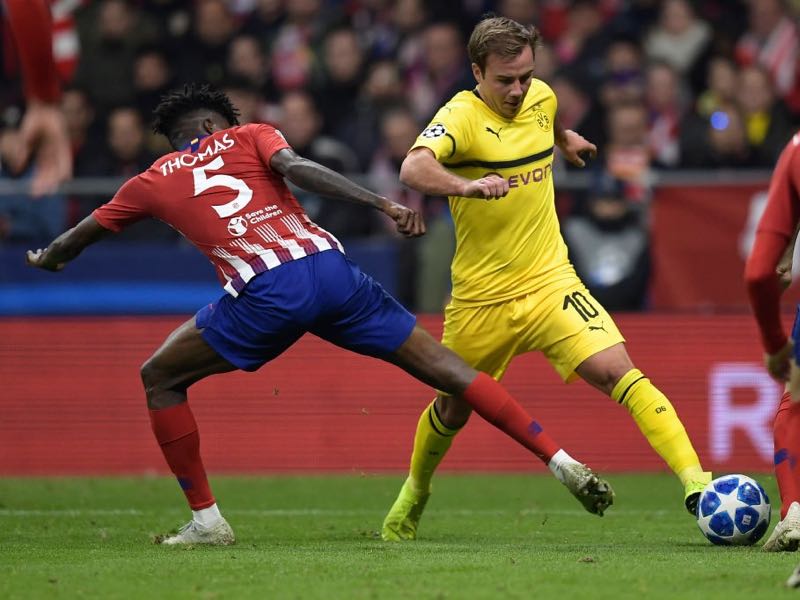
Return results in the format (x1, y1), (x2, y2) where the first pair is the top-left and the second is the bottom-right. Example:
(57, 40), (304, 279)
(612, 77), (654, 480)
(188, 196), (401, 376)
(2, 0), (800, 312)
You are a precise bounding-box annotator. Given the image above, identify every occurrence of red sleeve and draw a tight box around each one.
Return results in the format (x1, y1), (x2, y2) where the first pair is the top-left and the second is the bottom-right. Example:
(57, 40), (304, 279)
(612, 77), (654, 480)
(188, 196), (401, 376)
(5, 0), (60, 103)
(745, 230), (789, 353)
(92, 177), (150, 232)
(744, 136), (800, 354)
(757, 136), (800, 237)
(248, 123), (291, 169)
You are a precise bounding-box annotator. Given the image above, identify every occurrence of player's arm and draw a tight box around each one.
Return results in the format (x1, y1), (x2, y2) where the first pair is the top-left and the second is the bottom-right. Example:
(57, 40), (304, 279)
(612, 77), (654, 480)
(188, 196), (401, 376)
(5, 0), (60, 103)
(400, 147), (509, 199)
(776, 220), (800, 289)
(269, 147), (425, 237)
(553, 115), (596, 168)
(4, 0), (72, 197)
(747, 229), (794, 380)
(25, 216), (110, 271)
(745, 138), (800, 379)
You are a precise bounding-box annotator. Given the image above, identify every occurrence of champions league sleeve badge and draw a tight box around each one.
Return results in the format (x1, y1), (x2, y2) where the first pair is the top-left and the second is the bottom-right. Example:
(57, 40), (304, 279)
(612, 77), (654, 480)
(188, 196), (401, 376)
(421, 123), (447, 138)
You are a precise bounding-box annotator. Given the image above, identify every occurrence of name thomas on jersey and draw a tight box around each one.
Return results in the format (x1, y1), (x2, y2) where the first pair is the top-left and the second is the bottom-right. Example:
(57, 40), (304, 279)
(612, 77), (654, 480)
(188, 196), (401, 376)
(160, 133), (236, 176)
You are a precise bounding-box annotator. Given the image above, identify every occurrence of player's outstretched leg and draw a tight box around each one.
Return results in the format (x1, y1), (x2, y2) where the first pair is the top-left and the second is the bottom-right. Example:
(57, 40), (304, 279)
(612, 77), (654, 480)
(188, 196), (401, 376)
(555, 460), (614, 516)
(381, 412), (613, 540)
(383, 326), (614, 540)
(141, 316), (237, 546)
(576, 344), (710, 515)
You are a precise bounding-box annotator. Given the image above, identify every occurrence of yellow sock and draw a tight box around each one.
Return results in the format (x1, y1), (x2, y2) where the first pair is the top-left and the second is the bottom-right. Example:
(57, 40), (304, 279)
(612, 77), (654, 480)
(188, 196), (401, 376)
(611, 369), (703, 486)
(408, 400), (461, 493)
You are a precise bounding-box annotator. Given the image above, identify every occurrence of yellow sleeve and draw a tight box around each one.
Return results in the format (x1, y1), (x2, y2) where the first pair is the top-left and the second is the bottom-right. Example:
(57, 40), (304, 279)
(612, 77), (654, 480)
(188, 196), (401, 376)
(412, 99), (475, 163)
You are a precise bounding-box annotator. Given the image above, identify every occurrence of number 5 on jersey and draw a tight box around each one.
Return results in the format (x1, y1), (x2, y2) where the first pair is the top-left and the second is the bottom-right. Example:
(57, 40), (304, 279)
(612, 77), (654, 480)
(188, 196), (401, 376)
(193, 156), (253, 218)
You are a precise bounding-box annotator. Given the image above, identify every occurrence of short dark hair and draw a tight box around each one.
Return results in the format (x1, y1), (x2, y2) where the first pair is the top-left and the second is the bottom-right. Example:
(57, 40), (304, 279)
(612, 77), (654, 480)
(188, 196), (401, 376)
(152, 83), (240, 143)
(468, 15), (540, 74)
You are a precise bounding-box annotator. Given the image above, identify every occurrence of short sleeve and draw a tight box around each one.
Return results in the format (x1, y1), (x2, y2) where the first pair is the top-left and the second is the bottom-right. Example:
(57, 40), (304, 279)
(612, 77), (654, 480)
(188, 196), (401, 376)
(412, 100), (474, 162)
(248, 123), (292, 169)
(92, 176), (150, 232)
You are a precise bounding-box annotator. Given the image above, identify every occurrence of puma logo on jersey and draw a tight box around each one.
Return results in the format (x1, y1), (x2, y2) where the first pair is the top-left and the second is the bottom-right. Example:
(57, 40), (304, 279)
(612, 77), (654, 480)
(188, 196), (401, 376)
(588, 321), (607, 333)
(485, 126), (503, 141)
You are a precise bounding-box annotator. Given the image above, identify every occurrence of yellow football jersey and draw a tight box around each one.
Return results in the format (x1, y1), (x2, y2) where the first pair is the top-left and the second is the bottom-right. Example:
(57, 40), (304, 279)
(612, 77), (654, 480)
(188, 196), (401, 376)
(412, 80), (574, 305)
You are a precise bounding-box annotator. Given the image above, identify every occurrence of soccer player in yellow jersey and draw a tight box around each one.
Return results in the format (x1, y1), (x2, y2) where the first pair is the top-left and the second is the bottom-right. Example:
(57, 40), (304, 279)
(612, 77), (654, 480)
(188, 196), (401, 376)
(382, 15), (712, 541)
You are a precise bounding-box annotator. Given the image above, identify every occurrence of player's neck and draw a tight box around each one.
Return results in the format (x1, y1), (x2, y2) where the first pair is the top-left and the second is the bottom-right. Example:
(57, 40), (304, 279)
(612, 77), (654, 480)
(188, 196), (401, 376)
(472, 87), (510, 120)
(177, 134), (211, 152)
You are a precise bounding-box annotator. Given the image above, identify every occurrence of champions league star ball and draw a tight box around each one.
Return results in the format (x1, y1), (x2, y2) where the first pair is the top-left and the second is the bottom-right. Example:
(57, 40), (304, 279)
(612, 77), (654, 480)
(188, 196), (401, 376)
(695, 474), (771, 545)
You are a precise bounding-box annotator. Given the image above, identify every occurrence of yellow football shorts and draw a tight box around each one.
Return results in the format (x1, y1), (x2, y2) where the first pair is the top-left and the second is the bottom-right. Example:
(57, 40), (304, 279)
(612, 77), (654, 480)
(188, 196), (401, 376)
(441, 277), (624, 385)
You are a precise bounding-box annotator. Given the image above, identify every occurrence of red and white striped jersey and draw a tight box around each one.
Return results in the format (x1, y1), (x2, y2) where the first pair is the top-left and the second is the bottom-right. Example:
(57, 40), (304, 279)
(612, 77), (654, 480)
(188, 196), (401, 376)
(735, 16), (799, 97)
(93, 123), (344, 296)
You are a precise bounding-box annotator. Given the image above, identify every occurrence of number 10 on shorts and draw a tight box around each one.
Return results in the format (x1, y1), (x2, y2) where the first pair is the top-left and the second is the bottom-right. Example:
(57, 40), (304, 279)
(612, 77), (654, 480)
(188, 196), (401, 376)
(563, 291), (599, 322)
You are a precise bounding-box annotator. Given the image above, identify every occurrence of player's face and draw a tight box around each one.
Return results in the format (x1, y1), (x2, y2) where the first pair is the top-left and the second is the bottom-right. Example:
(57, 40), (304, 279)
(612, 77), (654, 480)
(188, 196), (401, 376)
(473, 46), (535, 119)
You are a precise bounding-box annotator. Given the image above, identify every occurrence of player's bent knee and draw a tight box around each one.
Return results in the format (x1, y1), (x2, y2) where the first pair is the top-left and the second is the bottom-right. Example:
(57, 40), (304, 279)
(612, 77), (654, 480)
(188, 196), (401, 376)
(576, 344), (635, 395)
(432, 352), (477, 396)
(394, 326), (475, 394)
(435, 394), (472, 428)
(140, 357), (171, 395)
(139, 358), (159, 391)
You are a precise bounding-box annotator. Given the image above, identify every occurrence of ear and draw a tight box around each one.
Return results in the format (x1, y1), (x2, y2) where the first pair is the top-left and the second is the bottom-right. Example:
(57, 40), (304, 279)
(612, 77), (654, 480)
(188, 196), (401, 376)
(202, 117), (216, 134)
(471, 62), (483, 84)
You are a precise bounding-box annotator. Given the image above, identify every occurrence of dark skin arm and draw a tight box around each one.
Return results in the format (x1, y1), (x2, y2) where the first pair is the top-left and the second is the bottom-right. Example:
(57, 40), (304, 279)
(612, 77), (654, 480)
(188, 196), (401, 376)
(270, 147), (426, 238)
(26, 215), (110, 271)
(27, 145), (425, 271)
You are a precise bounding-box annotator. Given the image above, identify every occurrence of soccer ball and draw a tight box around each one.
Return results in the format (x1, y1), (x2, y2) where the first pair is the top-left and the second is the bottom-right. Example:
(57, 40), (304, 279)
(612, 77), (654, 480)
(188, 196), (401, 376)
(695, 474), (771, 545)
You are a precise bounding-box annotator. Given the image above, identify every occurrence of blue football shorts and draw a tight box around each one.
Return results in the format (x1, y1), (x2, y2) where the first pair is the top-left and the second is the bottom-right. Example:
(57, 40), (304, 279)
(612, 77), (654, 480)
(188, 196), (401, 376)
(195, 250), (417, 371)
(793, 304), (800, 365)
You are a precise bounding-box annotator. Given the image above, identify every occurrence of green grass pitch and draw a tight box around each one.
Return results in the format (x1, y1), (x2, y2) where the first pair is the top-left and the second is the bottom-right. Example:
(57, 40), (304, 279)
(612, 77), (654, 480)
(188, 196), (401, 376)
(1, 473), (797, 599)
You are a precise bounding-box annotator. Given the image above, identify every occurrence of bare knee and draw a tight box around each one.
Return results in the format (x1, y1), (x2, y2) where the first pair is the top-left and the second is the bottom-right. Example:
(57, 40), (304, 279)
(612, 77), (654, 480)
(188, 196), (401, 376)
(434, 394), (472, 429)
(140, 356), (161, 391)
(576, 345), (635, 396)
(140, 356), (181, 409)
(595, 368), (631, 396)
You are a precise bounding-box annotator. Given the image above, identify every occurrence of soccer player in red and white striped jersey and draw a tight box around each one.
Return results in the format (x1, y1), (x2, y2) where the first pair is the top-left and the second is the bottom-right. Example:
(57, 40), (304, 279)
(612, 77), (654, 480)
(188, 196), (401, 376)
(93, 121), (345, 297)
(745, 132), (800, 555)
(26, 85), (614, 545)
